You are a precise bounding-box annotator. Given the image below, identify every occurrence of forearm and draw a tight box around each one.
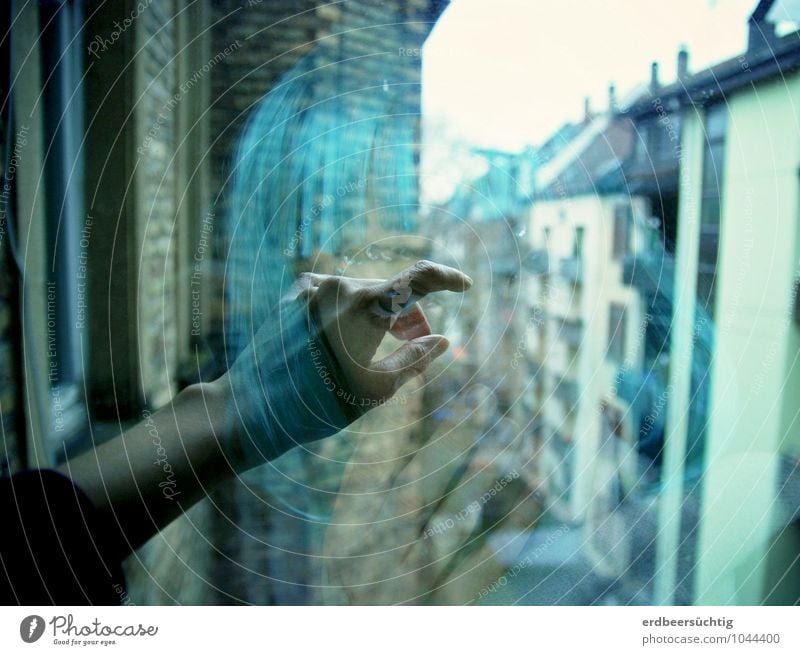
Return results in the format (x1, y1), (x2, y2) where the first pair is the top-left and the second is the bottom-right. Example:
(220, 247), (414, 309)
(54, 262), (468, 558)
(57, 380), (234, 556)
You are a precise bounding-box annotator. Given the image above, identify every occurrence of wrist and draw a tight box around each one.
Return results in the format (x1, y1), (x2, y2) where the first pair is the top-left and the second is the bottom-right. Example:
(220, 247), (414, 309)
(219, 297), (360, 472)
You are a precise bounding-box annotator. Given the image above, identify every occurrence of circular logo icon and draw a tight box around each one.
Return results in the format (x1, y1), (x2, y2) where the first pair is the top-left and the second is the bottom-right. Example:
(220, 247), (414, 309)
(20, 615), (45, 643)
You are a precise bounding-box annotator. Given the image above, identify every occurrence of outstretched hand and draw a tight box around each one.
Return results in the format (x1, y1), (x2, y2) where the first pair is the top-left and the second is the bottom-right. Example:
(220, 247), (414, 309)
(55, 260), (473, 556)
(298, 259), (472, 407)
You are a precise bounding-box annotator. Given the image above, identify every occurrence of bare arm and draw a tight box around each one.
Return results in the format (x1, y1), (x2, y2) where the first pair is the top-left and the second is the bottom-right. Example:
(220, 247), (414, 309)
(57, 261), (471, 558)
(57, 380), (232, 557)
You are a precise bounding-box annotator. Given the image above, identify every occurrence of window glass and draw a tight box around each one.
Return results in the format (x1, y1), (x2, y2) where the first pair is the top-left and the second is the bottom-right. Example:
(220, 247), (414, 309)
(14, 0), (795, 607)
(612, 204), (631, 258)
(212, 3), (800, 606)
(607, 303), (627, 364)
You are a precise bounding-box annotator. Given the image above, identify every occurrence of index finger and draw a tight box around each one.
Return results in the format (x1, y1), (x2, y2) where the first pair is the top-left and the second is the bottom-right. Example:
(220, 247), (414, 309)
(376, 260), (472, 313)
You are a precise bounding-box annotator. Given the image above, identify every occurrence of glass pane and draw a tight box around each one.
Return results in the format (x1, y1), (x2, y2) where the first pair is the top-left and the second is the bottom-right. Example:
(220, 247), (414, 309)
(21, 0), (799, 610)
(209, 2), (800, 606)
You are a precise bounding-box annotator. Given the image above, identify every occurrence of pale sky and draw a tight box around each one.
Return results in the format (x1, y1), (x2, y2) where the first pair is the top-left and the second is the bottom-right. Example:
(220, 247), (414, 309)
(422, 0), (763, 152)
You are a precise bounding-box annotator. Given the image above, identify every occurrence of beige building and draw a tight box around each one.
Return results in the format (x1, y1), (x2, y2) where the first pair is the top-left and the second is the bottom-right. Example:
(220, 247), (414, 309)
(521, 101), (652, 528)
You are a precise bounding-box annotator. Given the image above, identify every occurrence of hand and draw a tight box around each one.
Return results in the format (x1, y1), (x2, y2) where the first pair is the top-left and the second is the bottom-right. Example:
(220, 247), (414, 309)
(298, 259), (473, 408)
(220, 260), (472, 470)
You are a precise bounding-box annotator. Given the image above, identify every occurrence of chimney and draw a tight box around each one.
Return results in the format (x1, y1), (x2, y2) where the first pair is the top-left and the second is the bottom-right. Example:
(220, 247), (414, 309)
(583, 96), (592, 123)
(748, 0), (778, 52)
(650, 61), (660, 94)
(677, 46), (689, 81)
(608, 83), (617, 113)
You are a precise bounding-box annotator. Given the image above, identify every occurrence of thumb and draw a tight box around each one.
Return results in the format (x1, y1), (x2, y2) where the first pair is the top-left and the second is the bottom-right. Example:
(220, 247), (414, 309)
(370, 335), (450, 399)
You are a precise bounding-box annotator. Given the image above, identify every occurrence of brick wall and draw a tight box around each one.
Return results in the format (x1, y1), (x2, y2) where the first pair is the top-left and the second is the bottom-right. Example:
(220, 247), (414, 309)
(136, 0), (180, 409)
(122, 0), (212, 605)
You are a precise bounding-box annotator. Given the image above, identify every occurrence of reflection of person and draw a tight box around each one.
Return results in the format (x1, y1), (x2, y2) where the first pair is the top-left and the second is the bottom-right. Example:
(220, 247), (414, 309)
(0, 260), (471, 604)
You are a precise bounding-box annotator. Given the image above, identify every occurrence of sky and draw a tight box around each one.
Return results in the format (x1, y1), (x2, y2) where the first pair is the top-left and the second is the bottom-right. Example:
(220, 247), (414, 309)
(421, 0), (763, 153)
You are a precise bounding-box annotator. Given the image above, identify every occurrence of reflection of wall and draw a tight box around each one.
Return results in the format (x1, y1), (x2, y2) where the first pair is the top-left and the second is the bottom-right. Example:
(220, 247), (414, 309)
(203, 0), (448, 605)
(208, 0), (438, 343)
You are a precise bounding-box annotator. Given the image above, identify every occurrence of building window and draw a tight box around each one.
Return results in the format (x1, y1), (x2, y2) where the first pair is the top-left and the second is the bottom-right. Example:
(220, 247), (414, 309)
(612, 204), (631, 259)
(635, 123), (650, 162)
(573, 225), (585, 258)
(607, 303), (627, 364)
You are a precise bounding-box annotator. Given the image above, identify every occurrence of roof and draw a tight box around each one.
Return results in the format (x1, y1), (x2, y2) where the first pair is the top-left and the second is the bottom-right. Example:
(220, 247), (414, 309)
(626, 30), (800, 118)
(533, 87), (648, 199)
(548, 117), (638, 197)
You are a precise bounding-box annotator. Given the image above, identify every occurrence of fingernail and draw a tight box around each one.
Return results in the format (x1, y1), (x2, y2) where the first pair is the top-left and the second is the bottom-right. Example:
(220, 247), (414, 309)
(413, 335), (449, 354)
